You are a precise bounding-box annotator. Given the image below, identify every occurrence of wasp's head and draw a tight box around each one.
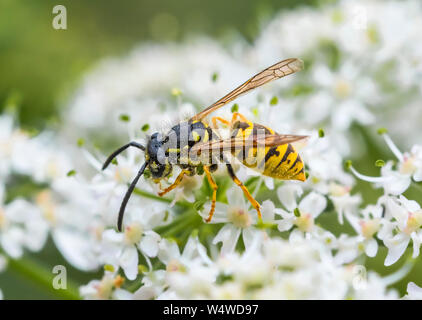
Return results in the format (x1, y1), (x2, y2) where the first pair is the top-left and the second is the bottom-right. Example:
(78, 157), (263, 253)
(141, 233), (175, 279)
(145, 132), (172, 179)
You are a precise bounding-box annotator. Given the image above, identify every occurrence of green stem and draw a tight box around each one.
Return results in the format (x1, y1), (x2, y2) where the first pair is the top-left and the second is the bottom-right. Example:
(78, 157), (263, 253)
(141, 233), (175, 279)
(7, 256), (81, 300)
(162, 213), (201, 237)
(133, 188), (192, 209)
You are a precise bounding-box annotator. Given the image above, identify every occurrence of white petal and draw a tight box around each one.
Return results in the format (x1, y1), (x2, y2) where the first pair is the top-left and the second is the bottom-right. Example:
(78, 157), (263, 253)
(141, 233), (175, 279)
(213, 224), (240, 254)
(386, 197), (407, 228)
(113, 289), (134, 300)
(120, 246), (139, 280)
(1, 228), (24, 259)
(384, 175), (411, 196)
(413, 168), (422, 182)
(226, 187), (245, 208)
(299, 192), (327, 218)
(158, 239), (180, 264)
(398, 195), (421, 212)
(200, 202), (229, 223)
(139, 231), (161, 257)
(288, 229), (304, 243)
(411, 232), (422, 258)
(53, 228), (99, 271)
(242, 228), (258, 250)
(264, 178), (274, 190)
(277, 184), (302, 211)
(365, 238), (378, 257)
(384, 234), (410, 266)
(102, 229), (125, 244)
(277, 217), (294, 232)
(406, 282), (422, 299)
(261, 200), (275, 222)
(133, 286), (157, 300)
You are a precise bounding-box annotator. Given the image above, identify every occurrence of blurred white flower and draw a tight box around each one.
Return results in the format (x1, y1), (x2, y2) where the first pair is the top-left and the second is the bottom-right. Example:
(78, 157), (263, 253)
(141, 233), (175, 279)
(404, 282), (422, 300)
(0, 190), (49, 259)
(80, 271), (125, 300)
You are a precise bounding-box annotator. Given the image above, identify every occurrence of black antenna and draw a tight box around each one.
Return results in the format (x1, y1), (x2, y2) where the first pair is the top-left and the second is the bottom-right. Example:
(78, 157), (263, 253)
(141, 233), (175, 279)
(102, 142), (145, 170)
(117, 162), (148, 232)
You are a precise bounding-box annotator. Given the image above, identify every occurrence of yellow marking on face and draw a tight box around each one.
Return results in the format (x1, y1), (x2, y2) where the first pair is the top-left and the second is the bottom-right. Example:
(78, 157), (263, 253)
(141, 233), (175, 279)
(192, 131), (201, 142)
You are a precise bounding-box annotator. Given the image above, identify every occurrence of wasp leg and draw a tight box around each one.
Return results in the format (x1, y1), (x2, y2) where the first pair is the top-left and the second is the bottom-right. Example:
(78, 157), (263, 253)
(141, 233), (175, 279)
(204, 166), (218, 223)
(226, 163), (262, 220)
(230, 112), (249, 126)
(158, 170), (187, 197)
(102, 142), (145, 170)
(211, 116), (231, 129)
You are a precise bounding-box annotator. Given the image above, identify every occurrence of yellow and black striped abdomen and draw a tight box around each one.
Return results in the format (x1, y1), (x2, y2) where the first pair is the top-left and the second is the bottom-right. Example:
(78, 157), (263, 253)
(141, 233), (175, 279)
(230, 121), (306, 182)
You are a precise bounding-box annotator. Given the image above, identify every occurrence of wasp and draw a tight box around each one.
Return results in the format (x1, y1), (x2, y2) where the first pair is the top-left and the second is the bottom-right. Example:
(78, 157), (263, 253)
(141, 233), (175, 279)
(102, 58), (308, 231)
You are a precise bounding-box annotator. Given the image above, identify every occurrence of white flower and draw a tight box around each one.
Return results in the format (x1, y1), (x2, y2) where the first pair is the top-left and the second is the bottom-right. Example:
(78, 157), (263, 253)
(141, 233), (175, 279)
(404, 282), (422, 300)
(0, 194), (49, 259)
(344, 202), (385, 259)
(350, 161), (411, 196)
(383, 196), (422, 266)
(200, 187), (274, 254)
(100, 207), (164, 280)
(276, 185), (327, 238)
(328, 182), (361, 224)
(383, 134), (422, 182)
(80, 272), (125, 300)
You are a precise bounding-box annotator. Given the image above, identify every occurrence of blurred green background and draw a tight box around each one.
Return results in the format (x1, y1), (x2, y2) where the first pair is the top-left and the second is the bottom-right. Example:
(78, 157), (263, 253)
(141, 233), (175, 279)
(1, 0), (420, 299)
(0, 0), (321, 130)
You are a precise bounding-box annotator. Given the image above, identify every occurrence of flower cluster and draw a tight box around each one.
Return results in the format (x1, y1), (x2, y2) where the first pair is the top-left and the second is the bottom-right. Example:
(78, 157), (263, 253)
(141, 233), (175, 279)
(1, 0), (422, 299)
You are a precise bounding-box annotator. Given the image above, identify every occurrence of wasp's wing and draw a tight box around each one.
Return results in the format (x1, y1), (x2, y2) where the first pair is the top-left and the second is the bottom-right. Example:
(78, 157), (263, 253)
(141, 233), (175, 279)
(191, 134), (309, 154)
(190, 58), (304, 121)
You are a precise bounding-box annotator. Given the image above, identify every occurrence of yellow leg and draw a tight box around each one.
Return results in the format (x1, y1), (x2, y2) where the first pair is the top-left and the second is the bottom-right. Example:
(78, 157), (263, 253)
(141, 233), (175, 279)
(204, 166), (218, 223)
(158, 170), (187, 197)
(212, 116), (230, 129)
(231, 112), (249, 125)
(226, 164), (262, 220)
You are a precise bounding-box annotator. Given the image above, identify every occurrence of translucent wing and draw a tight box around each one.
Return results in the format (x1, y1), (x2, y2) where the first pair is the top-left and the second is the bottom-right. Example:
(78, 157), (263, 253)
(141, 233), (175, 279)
(191, 58), (304, 121)
(191, 134), (309, 154)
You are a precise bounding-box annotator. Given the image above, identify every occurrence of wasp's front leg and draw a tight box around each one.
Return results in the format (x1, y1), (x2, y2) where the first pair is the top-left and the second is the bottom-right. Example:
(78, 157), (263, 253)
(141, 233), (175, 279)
(158, 170), (188, 197)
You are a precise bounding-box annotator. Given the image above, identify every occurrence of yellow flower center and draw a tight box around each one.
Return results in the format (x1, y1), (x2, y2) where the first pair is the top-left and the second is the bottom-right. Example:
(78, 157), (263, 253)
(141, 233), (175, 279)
(228, 206), (252, 228)
(179, 176), (198, 193)
(360, 219), (380, 239)
(96, 276), (115, 299)
(329, 182), (350, 197)
(0, 208), (7, 230)
(294, 212), (314, 232)
(114, 167), (133, 184)
(166, 259), (186, 273)
(334, 79), (352, 99)
(124, 222), (143, 244)
(405, 210), (422, 235)
(36, 190), (56, 224)
(400, 155), (416, 175)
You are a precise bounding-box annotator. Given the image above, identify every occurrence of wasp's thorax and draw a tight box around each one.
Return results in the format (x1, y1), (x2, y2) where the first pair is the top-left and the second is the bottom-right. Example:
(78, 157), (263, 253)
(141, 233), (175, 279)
(146, 132), (172, 179)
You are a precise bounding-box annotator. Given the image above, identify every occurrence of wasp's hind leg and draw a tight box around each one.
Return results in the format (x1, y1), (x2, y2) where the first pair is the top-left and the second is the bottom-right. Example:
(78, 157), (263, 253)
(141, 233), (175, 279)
(102, 142), (145, 170)
(226, 163), (262, 220)
(204, 166), (218, 223)
(158, 169), (188, 197)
